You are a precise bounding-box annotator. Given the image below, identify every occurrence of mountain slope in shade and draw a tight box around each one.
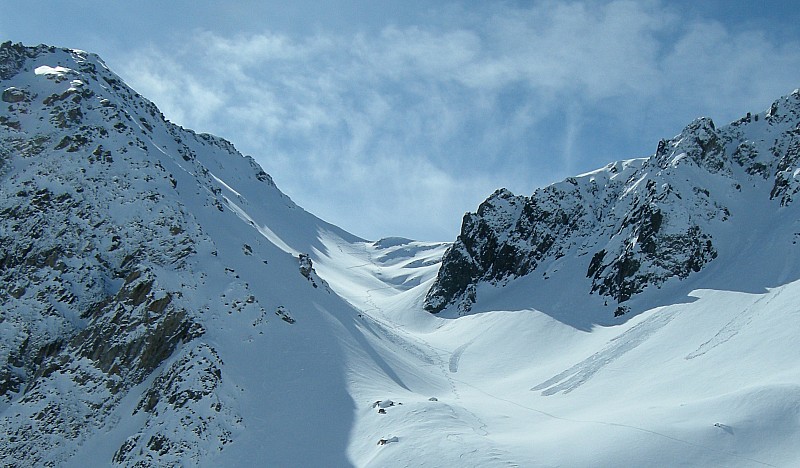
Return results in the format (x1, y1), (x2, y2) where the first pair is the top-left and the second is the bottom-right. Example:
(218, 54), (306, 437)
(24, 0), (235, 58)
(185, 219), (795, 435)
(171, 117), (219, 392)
(0, 41), (377, 466)
(2, 41), (800, 467)
(425, 89), (800, 326)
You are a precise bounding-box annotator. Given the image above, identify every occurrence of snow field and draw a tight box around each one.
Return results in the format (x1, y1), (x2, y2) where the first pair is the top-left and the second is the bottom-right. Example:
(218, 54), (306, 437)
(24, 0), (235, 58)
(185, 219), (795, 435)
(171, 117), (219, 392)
(311, 232), (800, 467)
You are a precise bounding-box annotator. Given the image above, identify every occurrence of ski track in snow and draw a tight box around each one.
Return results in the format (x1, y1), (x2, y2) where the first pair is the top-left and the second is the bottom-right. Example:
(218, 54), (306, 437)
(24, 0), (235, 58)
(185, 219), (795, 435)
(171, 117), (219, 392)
(449, 339), (475, 373)
(685, 287), (782, 360)
(343, 241), (439, 367)
(531, 310), (678, 395)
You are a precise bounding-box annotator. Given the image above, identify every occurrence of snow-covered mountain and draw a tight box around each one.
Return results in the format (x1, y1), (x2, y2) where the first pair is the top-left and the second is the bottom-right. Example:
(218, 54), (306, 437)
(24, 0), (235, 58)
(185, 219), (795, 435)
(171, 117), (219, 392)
(426, 90), (800, 324)
(0, 42), (398, 466)
(2, 41), (800, 467)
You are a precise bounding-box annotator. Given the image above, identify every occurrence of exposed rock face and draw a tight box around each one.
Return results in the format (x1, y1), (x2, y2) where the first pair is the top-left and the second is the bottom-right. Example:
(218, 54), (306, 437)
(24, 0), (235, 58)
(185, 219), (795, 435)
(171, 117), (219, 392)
(113, 343), (238, 466)
(298, 253), (316, 283)
(425, 90), (800, 316)
(0, 42), (42, 80)
(0, 42), (215, 466)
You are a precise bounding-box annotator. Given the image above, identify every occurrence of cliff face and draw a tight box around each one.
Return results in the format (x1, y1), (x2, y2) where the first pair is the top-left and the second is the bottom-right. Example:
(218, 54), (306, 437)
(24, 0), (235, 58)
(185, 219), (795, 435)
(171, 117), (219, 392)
(425, 90), (800, 317)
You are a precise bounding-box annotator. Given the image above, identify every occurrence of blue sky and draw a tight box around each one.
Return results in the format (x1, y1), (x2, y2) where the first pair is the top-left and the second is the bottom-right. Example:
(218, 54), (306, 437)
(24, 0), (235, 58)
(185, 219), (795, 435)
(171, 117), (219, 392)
(2, 1), (799, 240)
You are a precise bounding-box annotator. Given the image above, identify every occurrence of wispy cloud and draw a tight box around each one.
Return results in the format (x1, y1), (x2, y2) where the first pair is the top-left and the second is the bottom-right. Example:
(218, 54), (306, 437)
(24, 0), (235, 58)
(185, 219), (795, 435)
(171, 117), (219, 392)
(112, 0), (800, 240)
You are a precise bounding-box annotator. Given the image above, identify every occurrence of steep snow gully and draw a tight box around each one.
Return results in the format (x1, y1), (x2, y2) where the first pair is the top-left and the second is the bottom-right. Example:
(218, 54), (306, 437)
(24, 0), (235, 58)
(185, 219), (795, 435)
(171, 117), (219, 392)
(1, 43), (799, 466)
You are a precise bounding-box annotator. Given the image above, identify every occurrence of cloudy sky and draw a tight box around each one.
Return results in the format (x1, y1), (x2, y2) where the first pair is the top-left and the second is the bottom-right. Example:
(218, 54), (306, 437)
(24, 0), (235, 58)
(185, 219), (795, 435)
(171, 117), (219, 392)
(2, 1), (799, 240)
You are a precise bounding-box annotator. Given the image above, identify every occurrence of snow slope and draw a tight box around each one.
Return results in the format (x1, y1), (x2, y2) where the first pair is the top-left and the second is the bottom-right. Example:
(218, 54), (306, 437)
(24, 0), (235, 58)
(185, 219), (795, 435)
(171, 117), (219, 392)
(311, 90), (800, 466)
(314, 236), (800, 467)
(1, 42), (799, 467)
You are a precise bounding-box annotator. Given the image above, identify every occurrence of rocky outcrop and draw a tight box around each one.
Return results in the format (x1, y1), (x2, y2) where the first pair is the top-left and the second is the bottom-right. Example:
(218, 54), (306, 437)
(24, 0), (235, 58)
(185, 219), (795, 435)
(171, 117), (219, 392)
(2, 87), (26, 103)
(298, 252), (329, 290)
(0, 165), (207, 465)
(0, 42), (48, 80)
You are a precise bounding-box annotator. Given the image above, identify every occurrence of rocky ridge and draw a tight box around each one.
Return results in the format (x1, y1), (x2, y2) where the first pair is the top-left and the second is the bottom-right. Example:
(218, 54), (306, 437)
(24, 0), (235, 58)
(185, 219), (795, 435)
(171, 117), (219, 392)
(425, 89), (800, 317)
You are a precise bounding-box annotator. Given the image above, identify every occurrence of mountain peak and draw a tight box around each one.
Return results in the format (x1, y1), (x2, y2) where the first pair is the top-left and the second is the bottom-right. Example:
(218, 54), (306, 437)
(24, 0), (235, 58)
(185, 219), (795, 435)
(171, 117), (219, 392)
(425, 88), (800, 320)
(0, 41), (362, 465)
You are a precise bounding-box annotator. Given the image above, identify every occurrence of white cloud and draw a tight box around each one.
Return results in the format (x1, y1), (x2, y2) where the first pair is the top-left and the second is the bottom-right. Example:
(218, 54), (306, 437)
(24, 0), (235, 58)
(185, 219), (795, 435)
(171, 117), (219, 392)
(662, 21), (800, 117)
(111, 0), (800, 240)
